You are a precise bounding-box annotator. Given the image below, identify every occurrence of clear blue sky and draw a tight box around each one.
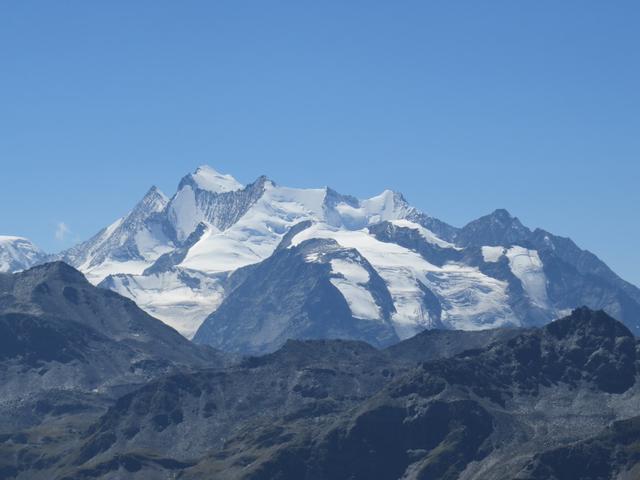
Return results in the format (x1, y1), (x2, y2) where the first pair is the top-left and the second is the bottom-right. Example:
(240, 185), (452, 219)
(1, 1), (638, 285)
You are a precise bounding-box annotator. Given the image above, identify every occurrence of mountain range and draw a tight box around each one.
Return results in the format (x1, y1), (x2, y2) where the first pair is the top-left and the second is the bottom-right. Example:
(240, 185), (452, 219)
(2, 165), (640, 355)
(2, 165), (640, 478)
(0, 262), (638, 479)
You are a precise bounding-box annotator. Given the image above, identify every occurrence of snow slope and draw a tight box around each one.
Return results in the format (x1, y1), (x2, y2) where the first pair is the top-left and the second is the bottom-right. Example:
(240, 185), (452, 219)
(100, 269), (226, 338)
(292, 222), (516, 338)
(0, 236), (46, 273)
(505, 246), (550, 309)
(329, 258), (381, 320)
(58, 185), (174, 283)
(482, 244), (550, 309)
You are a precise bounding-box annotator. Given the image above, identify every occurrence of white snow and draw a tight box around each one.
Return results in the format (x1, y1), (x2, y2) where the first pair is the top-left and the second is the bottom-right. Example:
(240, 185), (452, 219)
(76, 215), (173, 284)
(481, 245), (550, 309)
(292, 224), (517, 338)
(190, 165), (243, 193)
(482, 246), (505, 263)
(180, 182), (325, 273)
(330, 258), (370, 284)
(506, 246), (550, 308)
(69, 186), (173, 282)
(105, 269), (226, 338)
(83, 260), (152, 285)
(0, 236), (44, 272)
(361, 190), (407, 222)
(180, 182), (414, 275)
(329, 258), (381, 320)
(76, 218), (125, 272)
(333, 190), (410, 229)
(0, 235), (29, 243)
(133, 227), (175, 260)
(167, 185), (202, 243)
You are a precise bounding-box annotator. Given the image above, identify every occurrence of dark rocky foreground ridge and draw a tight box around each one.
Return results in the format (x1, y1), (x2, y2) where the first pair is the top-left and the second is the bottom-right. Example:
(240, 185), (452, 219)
(0, 263), (639, 479)
(0, 262), (224, 463)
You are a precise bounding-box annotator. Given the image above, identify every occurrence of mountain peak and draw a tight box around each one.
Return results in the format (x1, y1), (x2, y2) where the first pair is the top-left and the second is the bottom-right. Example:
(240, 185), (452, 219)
(123, 185), (169, 230)
(253, 174), (274, 188)
(545, 307), (633, 340)
(0, 235), (29, 243)
(456, 208), (531, 247)
(0, 236), (46, 273)
(137, 185), (169, 210)
(489, 208), (514, 221)
(145, 184), (167, 199)
(20, 261), (89, 285)
(181, 165), (244, 193)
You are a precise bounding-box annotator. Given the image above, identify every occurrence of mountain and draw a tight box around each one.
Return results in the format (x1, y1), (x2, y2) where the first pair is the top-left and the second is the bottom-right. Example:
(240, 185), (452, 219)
(195, 213), (640, 353)
(193, 237), (400, 354)
(10, 308), (639, 479)
(0, 236), (45, 273)
(6, 165), (640, 348)
(66, 166), (423, 337)
(0, 262), (223, 436)
(57, 185), (173, 282)
(190, 309), (640, 479)
(258, 308), (636, 480)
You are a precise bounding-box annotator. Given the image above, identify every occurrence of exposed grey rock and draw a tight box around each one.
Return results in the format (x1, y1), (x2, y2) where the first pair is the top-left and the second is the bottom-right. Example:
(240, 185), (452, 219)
(7, 308), (639, 480)
(0, 262), (224, 434)
(193, 238), (400, 354)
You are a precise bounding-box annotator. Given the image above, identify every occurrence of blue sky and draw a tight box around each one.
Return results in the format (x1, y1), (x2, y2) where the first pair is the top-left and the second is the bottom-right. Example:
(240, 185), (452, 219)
(1, 1), (639, 285)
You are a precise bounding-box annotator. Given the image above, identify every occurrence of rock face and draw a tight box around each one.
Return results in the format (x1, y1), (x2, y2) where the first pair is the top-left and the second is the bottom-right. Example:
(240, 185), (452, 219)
(6, 307), (639, 480)
(0, 262), (222, 435)
(218, 308), (637, 480)
(517, 416), (640, 480)
(193, 238), (399, 353)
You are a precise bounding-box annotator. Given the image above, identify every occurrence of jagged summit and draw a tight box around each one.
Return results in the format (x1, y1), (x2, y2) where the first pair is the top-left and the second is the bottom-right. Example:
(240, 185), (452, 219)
(178, 165), (244, 194)
(128, 185), (169, 224)
(455, 207), (531, 247)
(142, 184), (169, 202)
(490, 207), (515, 219)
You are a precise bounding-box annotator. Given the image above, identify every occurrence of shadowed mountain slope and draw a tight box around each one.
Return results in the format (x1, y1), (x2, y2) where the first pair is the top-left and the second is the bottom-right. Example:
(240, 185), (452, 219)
(9, 307), (637, 480)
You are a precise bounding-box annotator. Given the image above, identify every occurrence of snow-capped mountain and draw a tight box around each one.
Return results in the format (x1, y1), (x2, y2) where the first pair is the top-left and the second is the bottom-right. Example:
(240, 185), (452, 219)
(8, 165), (639, 348)
(0, 236), (46, 272)
(58, 185), (173, 281)
(83, 166), (420, 337)
(194, 210), (640, 353)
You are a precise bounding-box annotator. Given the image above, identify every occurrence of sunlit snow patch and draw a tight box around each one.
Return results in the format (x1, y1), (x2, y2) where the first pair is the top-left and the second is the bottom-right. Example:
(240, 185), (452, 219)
(329, 258), (381, 320)
(506, 246), (549, 308)
(481, 246), (506, 263)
